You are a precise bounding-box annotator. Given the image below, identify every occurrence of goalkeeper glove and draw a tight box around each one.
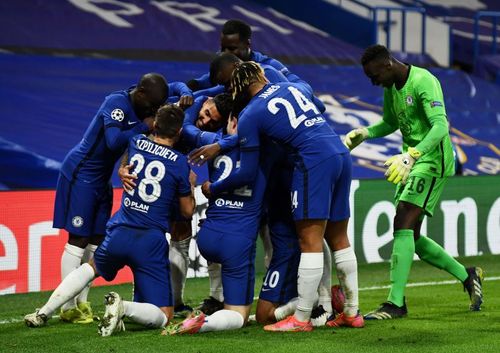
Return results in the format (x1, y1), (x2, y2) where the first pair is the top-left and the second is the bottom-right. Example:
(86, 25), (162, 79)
(384, 147), (422, 185)
(343, 128), (369, 150)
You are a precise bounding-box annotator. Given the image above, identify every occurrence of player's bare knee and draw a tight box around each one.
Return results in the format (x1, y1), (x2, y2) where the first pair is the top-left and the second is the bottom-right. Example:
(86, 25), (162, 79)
(394, 201), (422, 230)
(68, 234), (89, 249)
(171, 220), (192, 241)
(89, 234), (104, 246)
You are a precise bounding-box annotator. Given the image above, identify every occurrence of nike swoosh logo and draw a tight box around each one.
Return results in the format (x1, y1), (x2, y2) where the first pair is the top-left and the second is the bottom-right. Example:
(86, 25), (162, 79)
(128, 121), (138, 125)
(261, 288), (272, 292)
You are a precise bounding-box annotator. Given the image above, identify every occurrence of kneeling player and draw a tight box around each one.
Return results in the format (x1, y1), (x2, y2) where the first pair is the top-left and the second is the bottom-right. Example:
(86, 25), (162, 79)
(25, 105), (196, 336)
(165, 113), (277, 335)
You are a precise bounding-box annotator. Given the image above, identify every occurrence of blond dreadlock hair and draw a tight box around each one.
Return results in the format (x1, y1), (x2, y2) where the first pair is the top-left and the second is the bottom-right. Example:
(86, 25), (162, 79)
(229, 61), (267, 100)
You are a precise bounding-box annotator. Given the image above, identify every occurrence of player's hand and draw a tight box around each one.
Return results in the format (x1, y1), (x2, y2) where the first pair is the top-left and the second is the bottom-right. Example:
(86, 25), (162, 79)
(118, 163), (137, 191)
(179, 95), (194, 110)
(344, 128), (369, 150)
(143, 117), (155, 131)
(189, 170), (197, 187)
(384, 148), (421, 185)
(189, 143), (222, 166)
(201, 181), (212, 199)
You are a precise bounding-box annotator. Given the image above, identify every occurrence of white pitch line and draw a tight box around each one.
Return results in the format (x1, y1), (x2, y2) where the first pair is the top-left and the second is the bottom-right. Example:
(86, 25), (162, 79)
(358, 276), (500, 291)
(2, 277), (499, 325)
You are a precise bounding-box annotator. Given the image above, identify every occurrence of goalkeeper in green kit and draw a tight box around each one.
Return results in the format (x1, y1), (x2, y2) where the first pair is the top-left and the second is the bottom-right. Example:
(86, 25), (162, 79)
(345, 44), (484, 319)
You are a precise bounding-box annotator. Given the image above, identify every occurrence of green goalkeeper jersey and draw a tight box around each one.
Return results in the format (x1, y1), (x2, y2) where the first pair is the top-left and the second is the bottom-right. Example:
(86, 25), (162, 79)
(380, 65), (455, 177)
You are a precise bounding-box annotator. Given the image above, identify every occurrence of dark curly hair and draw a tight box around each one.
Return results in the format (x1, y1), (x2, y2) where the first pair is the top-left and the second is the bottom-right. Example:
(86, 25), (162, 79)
(361, 44), (391, 66)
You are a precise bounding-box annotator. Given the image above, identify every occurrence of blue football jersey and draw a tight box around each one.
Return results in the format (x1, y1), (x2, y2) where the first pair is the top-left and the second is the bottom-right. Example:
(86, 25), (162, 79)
(203, 137), (278, 238)
(238, 82), (348, 169)
(60, 88), (148, 185)
(107, 135), (192, 233)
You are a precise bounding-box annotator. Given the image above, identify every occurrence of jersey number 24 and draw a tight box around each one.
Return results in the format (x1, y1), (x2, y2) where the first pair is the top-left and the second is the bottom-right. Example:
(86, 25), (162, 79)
(267, 86), (319, 129)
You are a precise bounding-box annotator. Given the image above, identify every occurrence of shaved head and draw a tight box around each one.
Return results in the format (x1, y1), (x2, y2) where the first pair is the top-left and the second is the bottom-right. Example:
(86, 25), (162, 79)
(132, 73), (169, 119)
(138, 73), (168, 100)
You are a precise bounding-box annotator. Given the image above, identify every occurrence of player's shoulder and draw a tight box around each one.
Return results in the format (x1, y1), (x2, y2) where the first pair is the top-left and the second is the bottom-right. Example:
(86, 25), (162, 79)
(102, 89), (133, 115)
(130, 133), (148, 144)
(410, 65), (438, 84)
(252, 51), (288, 71)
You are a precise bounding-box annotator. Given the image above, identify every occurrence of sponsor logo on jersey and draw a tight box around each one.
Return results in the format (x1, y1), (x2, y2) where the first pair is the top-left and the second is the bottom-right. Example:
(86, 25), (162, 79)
(214, 198), (244, 209)
(71, 216), (84, 228)
(304, 116), (325, 127)
(430, 101), (442, 108)
(111, 108), (125, 121)
(406, 95), (413, 105)
(123, 197), (149, 213)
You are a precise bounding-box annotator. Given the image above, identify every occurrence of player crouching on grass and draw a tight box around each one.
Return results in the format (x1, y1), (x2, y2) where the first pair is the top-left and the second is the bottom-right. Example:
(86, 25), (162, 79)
(346, 44), (483, 320)
(25, 104), (197, 336)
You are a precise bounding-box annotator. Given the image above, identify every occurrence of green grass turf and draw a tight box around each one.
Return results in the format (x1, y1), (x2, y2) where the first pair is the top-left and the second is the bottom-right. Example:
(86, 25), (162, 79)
(1, 254), (499, 353)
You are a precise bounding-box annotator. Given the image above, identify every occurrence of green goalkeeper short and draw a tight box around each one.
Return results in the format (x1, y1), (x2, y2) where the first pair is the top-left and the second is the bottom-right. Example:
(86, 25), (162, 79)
(394, 173), (447, 217)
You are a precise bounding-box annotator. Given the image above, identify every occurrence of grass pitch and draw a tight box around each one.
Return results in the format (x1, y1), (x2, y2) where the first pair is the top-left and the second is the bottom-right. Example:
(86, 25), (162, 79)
(1, 254), (499, 353)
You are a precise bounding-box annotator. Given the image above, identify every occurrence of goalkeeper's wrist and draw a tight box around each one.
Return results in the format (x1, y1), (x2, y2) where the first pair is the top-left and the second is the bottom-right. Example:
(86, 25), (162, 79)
(408, 147), (422, 160)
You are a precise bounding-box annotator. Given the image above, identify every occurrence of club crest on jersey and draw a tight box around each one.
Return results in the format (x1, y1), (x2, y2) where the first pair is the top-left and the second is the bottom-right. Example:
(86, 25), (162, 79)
(111, 108), (125, 121)
(406, 95), (413, 105)
(430, 101), (442, 108)
(72, 216), (84, 228)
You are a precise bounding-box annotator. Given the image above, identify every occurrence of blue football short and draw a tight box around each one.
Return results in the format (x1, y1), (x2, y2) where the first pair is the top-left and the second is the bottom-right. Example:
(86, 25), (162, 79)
(53, 174), (112, 237)
(94, 226), (172, 307)
(197, 224), (256, 306)
(291, 153), (352, 221)
(259, 221), (300, 304)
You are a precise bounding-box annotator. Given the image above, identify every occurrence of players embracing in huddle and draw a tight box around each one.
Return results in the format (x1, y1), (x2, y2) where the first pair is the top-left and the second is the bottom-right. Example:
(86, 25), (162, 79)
(24, 20), (483, 337)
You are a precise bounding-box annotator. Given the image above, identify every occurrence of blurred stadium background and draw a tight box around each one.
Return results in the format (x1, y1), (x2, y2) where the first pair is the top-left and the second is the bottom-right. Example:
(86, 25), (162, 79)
(0, 0), (499, 302)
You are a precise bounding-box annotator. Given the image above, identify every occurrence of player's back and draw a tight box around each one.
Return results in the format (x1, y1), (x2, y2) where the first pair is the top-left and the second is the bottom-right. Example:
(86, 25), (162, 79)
(61, 89), (141, 184)
(204, 137), (277, 238)
(239, 82), (347, 169)
(108, 135), (191, 233)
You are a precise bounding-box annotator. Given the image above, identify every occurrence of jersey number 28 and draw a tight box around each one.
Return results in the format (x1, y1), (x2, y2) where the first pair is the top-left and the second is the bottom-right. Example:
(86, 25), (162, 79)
(126, 153), (165, 203)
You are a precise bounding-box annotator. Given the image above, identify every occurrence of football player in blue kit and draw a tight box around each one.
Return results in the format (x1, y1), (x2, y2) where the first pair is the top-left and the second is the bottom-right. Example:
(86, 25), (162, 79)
(202, 62), (363, 331)
(52, 73), (168, 324)
(25, 104), (196, 336)
(186, 19), (325, 113)
(119, 93), (234, 317)
(166, 104), (282, 335)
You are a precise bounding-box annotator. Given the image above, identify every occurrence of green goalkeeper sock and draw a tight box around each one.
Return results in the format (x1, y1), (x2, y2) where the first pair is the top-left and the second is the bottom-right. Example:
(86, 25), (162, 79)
(387, 229), (415, 307)
(415, 235), (468, 282)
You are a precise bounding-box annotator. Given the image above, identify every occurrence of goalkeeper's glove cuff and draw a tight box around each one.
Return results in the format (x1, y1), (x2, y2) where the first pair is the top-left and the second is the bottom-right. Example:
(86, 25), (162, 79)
(408, 147), (422, 160)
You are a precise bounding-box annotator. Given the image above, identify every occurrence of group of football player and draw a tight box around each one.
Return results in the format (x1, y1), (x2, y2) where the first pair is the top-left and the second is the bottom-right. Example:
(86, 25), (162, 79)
(24, 18), (483, 336)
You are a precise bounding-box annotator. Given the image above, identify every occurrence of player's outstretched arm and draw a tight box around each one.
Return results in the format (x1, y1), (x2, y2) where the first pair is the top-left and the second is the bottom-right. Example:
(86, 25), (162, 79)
(344, 128), (369, 150)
